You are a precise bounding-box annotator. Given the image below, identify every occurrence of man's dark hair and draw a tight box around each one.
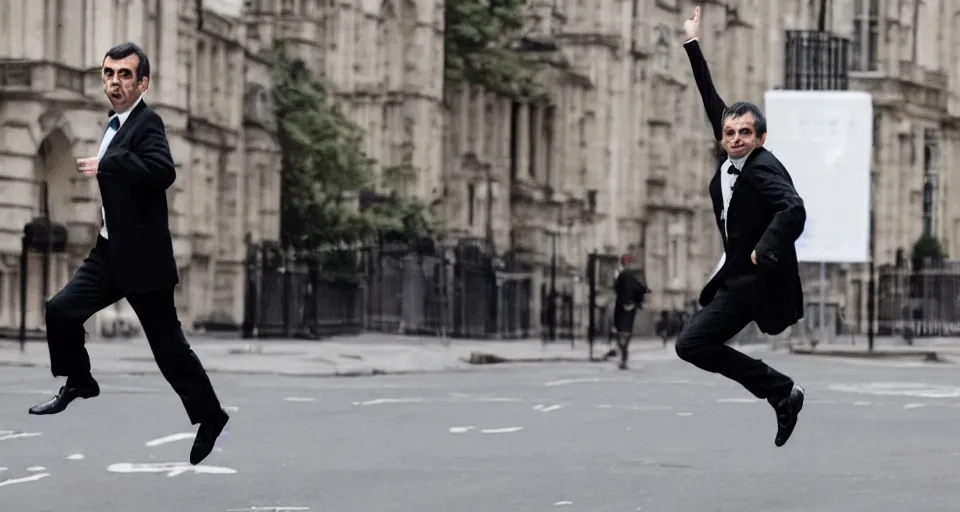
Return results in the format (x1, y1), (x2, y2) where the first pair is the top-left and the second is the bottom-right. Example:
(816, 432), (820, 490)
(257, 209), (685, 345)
(103, 42), (150, 82)
(722, 101), (767, 136)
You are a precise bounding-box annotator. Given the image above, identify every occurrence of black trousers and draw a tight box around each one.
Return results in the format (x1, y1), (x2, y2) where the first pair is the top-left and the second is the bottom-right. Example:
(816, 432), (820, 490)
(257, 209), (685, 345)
(675, 287), (793, 400)
(44, 236), (222, 424)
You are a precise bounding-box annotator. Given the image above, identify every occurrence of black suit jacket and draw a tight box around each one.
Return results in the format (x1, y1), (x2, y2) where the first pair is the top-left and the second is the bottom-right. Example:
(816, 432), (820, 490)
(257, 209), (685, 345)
(684, 40), (806, 335)
(96, 99), (179, 295)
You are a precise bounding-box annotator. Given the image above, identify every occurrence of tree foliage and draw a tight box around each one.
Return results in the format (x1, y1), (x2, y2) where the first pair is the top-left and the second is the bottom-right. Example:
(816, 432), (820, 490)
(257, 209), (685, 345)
(272, 43), (433, 249)
(911, 233), (946, 270)
(444, 0), (541, 99)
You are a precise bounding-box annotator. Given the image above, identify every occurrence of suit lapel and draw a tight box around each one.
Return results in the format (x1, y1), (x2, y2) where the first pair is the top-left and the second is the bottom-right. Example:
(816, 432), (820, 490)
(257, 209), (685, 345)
(105, 100), (148, 153)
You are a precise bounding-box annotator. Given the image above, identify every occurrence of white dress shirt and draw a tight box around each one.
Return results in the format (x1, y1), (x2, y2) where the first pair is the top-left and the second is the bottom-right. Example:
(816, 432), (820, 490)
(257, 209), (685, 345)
(96, 95), (143, 239)
(709, 151), (750, 279)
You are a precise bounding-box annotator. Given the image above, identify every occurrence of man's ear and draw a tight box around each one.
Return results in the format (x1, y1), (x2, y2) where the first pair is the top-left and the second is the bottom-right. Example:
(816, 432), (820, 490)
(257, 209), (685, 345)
(759, 132), (767, 145)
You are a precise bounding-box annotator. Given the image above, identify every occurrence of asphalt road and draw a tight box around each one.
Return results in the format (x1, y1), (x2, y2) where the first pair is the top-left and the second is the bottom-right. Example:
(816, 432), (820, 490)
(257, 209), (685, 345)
(2, 350), (960, 511)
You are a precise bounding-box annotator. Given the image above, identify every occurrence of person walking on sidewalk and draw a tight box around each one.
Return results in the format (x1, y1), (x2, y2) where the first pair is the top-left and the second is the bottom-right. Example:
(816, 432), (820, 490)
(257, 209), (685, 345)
(676, 6), (806, 447)
(27, 42), (229, 465)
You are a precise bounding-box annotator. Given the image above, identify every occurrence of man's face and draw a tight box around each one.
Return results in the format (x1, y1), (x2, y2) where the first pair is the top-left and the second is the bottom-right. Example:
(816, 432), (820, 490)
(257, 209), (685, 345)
(102, 54), (147, 112)
(721, 112), (765, 159)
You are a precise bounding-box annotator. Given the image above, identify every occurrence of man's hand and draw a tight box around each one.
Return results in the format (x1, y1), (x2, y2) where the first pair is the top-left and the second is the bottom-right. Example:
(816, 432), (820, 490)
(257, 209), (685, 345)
(77, 157), (98, 177)
(751, 250), (757, 265)
(683, 6), (701, 40)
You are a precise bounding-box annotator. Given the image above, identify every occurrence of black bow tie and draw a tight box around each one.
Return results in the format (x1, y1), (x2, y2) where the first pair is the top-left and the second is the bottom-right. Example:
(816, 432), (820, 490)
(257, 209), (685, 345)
(727, 166), (741, 176)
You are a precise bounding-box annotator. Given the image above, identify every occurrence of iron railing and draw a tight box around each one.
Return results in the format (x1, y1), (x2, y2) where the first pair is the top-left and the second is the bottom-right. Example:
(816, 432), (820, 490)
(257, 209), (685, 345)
(783, 30), (851, 91)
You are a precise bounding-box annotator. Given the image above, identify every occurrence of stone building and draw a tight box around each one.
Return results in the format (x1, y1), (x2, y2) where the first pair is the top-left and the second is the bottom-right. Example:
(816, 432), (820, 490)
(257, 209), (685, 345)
(2, 0), (957, 340)
(0, 0), (281, 335)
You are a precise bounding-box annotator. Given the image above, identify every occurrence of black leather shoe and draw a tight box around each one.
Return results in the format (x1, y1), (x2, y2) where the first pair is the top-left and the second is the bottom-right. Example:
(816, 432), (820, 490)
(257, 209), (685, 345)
(771, 384), (804, 447)
(190, 409), (229, 465)
(28, 379), (100, 415)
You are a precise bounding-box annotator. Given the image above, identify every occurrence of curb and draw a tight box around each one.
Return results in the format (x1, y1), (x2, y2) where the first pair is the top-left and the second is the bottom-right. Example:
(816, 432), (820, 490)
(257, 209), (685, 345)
(466, 353), (587, 365)
(788, 346), (947, 363)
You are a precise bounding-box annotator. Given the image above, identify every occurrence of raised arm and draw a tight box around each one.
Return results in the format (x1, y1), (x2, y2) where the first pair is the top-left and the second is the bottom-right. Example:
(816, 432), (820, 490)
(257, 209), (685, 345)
(682, 7), (727, 141)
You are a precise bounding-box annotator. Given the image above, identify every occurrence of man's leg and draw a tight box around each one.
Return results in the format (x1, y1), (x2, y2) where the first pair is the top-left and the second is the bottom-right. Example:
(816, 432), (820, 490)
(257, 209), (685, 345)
(675, 288), (804, 446)
(617, 332), (630, 369)
(30, 242), (121, 415)
(675, 289), (793, 399)
(126, 288), (228, 464)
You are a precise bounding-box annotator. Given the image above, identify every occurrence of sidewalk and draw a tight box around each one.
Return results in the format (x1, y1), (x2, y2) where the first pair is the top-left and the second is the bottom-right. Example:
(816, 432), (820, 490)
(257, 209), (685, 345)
(788, 336), (960, 363)
(0, 334), (682, 378)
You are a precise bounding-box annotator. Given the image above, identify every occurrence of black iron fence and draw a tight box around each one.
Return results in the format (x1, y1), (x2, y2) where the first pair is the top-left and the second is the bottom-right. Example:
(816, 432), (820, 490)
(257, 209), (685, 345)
(877, 261), (960, 337)
(240, 237), (537, 340)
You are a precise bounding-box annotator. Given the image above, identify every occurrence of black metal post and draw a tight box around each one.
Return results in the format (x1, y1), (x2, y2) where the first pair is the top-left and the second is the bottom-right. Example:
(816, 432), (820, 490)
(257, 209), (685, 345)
(282, 248), (293, 338)
(18, 234), (28, 352)
(867, 185), (876, 352)
(241, 236), (257, 339)
(587, 251), (596, 358)
(549, 233), (557, 341)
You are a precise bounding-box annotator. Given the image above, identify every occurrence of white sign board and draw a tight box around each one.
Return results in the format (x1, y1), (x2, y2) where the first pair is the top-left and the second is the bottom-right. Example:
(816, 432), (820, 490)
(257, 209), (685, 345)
(762, 90), (873, 263)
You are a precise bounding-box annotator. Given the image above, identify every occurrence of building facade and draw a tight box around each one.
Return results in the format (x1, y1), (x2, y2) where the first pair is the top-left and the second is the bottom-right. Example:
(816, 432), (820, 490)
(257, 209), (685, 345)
(0, 0), (282, 335)
(1, 0), (957, 339)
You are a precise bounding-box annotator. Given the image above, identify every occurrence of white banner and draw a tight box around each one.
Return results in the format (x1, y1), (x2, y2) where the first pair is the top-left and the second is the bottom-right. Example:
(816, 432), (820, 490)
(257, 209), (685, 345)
(762, 90), (873, 263)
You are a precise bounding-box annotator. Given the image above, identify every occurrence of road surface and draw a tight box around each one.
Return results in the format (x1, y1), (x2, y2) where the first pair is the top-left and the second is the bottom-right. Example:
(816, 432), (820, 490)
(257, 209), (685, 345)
(1, 351), (959, 511)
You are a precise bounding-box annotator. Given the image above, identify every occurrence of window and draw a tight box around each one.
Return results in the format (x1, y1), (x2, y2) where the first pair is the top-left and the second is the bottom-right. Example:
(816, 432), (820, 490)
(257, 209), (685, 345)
(852, 0), (879, 71)
(467, 184), (475, 226)
(923, 128), (941, 236)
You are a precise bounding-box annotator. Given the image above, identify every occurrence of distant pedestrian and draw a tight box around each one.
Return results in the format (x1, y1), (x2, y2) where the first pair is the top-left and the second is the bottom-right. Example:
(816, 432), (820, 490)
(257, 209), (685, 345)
(611, 255), (649, 370)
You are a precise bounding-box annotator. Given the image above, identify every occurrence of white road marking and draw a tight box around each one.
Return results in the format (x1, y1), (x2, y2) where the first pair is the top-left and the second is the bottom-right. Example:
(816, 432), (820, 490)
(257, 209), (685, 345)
(533, 404), (563, 412)
(145, 433), (195, 447)
(107, 462), (237, 477)
(676, 412), (693, 416)
(716, 398), (757, 403)
(472, 397), (522, 402)
(227, 508), (309, 512)
(854, 401), (872, 406)
(352, 398), (423, 406)
(828, 382), (960, 398)
(283, 397), (315, 403)
(0, 467), (6, 472)
(448, 426), (475, 434)
(480, 427), (523, 434)
(66, 454), (84, 460)
(224, 406), (240, 412)
(0, 473), (50, 487)
(553, 501), (573, 506)
(593, 404), (674, 411)
(0, 431), (41, 441)
(26, 466), (46, 472)
(904, 403), (927, 409)
(545, 377), (618, 387)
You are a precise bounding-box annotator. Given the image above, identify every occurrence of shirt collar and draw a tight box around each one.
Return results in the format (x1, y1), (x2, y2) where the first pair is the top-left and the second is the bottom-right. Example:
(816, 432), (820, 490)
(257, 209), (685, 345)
(109, 95), (143, 127)
(727, 147), (756, 170)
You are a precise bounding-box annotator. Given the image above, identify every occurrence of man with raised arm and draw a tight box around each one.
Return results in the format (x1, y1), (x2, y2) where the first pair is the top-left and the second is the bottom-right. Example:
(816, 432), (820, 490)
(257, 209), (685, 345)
(675, 6), (807, 447)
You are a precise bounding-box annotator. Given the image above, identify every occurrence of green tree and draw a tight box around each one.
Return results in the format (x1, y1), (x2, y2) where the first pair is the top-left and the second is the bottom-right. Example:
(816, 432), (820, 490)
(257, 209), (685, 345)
(444, 0), (541, 99)
(272, 44), (433, 248)
(910, 233), (946, 270)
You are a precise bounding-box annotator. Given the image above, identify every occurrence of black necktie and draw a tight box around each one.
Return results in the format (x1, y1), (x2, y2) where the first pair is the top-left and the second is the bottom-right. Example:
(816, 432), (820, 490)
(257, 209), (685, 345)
(107, 116), (120, 131)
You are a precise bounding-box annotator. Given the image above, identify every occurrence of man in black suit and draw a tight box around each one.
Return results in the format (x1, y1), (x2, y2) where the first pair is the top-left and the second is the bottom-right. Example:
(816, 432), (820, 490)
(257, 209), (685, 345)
(28, 42), (229, 465)
(675, 7), (806, 447)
